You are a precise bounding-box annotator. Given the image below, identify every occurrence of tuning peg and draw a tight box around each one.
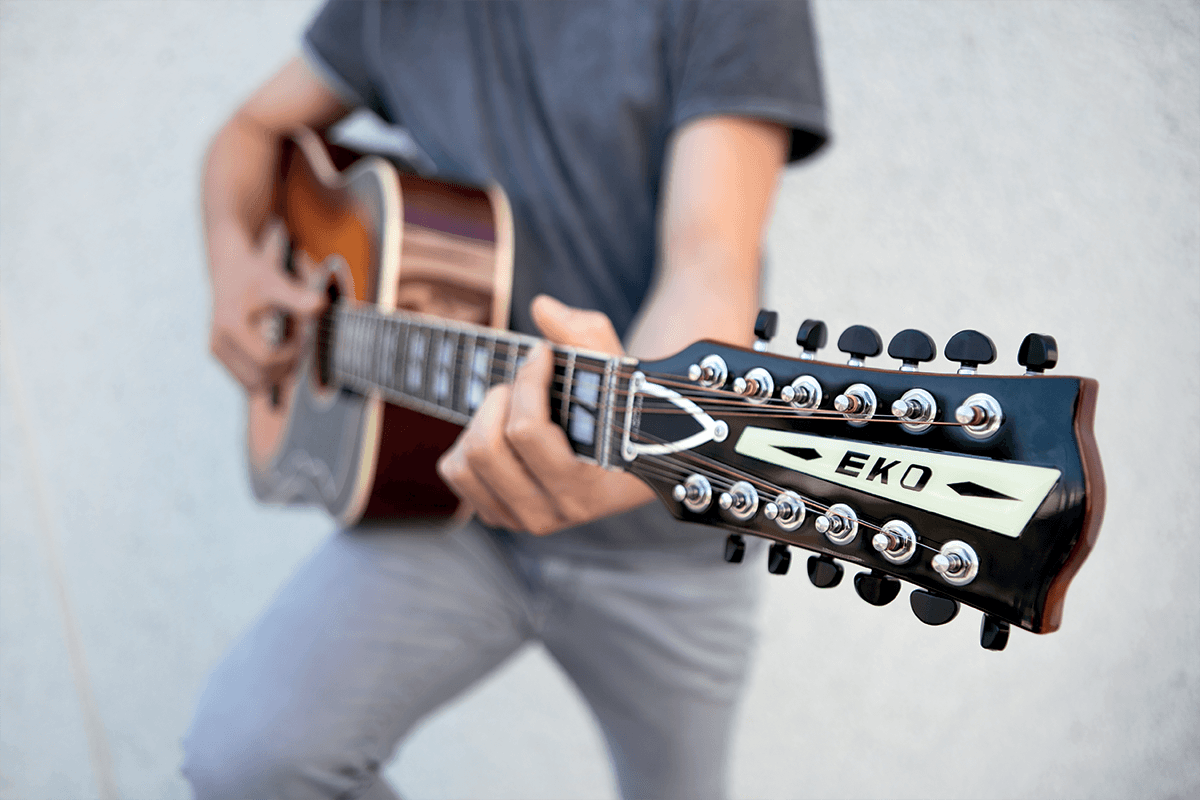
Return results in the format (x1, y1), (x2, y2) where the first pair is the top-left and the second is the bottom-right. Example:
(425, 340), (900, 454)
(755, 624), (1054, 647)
(887, 329), (937, 372)
(806, 555), (844, 588)
(837, 325), (882, 366)
(980, 614), (1010, 651)
(945, 329), (997, 375)
(1018, 333), (1058, 374)
(796, 319), (828, 361)
(909, 589), (960, 625)
(853, 570), (901, 606)
(723, 534), (746, 564)
(767, 542), (791, 575)
(753, 309), (779, 352)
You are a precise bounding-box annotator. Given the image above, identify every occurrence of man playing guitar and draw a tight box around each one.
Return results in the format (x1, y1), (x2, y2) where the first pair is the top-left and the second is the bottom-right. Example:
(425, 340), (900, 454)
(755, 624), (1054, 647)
(185, 3), (827, 797)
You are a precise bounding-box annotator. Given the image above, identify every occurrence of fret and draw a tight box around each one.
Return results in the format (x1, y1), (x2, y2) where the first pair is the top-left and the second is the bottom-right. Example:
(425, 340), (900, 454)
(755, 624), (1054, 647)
(559, 349), (576, 432)
(392, 318), (409, 395)
(505, 337), (520, 385)
(597, 358), (621, 470)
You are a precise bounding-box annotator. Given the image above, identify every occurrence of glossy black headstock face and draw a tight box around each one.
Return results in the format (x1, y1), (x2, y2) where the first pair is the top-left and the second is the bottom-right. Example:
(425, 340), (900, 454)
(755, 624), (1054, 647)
(621, 335), (1103, 644)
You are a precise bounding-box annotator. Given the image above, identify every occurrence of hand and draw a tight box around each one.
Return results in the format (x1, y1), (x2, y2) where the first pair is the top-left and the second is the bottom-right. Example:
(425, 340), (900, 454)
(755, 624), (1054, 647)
(436, 295), (655, 535)
(207, 221), (326, 393)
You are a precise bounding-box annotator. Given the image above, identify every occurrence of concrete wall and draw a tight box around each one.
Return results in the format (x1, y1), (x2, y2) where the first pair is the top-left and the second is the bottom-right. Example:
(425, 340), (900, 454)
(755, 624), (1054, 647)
(1, 1), (1196, 798)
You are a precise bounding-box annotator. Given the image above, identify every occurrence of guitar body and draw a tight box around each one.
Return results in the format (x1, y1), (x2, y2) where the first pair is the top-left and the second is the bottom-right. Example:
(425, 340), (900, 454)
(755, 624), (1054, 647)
(247, 130), (514, 527)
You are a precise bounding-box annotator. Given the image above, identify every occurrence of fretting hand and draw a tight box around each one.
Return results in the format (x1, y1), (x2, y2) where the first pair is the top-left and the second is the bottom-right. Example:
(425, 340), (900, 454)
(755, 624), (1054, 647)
(436, 295), (655, 535)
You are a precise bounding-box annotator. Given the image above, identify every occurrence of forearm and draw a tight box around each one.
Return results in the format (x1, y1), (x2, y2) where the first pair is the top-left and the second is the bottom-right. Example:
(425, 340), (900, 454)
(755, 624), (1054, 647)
(624, 243), (760, 360)
(202, 57), (350, 250)
(203, 115), (282, 248)
(625, 116), (788, 361)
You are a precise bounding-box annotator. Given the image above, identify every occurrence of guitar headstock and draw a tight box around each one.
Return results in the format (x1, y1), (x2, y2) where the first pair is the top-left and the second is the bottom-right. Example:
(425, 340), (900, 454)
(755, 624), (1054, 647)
(620, 313), (1105, 650)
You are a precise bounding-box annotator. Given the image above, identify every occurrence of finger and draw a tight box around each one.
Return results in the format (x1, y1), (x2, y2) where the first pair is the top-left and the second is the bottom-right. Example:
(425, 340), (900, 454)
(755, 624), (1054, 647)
(255, 223), (326, 319)
(436, 446), (522, 530)
(506, 343), (589, 520)
(258, 269), (326, 319)
(530, 294), (623, 354)
(460, 385), (564, 534)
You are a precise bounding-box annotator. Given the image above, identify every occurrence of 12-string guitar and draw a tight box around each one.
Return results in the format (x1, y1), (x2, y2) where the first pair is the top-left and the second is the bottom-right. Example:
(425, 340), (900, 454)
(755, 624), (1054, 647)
(250, 130), (1105, 651)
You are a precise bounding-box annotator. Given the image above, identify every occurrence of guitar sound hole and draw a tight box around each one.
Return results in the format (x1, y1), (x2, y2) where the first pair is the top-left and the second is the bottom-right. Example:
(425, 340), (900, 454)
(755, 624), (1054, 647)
(316, 280), (341, 389)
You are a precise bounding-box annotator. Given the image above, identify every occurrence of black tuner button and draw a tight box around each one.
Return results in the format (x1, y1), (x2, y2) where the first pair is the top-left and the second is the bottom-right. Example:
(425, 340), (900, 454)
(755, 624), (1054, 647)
(753, 309), (779, 352)
(724, 534), (746, 564)
(836, 325), (883, 366)
(767, 542), (791, 575)
(806, 555), (844, 588)
(909, 589), (960, 626)
(796, 319), (828, 360)
(944, 329), (997, 375)
(853, 570), (901, 606)
(1017, 333), (1058, 374)
(980, 614), (1010, 651)
(887, 329), (937, 372)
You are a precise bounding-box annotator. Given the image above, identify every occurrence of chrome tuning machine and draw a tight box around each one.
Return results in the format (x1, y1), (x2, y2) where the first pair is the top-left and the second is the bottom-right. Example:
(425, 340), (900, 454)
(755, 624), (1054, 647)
(672, 474), (713, 513)
(732, 367), (774, 404)
(781, 375), (822, 410)
(891, 388), (937, 432)
(763, 490), (806, 532)
(687, 354), (728, 389)
(814, 503), (858, 544)
(954, 392), (1003, 439)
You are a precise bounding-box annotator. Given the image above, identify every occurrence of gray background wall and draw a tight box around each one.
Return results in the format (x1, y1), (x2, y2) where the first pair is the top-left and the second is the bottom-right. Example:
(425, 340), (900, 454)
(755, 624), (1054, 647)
(1, 1), (1196, 798)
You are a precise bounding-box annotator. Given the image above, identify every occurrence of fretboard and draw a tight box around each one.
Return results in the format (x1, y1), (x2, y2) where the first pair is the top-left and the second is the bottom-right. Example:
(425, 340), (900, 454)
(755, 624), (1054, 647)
(327, 304), (633, 469)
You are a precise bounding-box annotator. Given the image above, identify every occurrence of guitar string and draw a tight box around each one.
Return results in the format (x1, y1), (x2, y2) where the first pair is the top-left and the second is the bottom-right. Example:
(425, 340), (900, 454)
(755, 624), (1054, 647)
(322, 311), (948, 556)
(321, 309), (974, 428)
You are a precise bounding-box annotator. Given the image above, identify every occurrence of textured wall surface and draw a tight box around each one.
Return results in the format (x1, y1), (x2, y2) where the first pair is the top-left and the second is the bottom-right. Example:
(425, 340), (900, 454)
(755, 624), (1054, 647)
(1, 1), (1196, 798)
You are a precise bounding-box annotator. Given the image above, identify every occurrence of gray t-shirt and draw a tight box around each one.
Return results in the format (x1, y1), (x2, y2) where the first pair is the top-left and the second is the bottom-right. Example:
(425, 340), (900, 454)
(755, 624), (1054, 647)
(304, 0), (828, 556)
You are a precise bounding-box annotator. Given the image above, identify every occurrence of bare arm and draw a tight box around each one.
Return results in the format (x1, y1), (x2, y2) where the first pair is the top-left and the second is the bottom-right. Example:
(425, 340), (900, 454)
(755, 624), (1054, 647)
(437, 116), (790, 535)
(204, 57), (352, 392)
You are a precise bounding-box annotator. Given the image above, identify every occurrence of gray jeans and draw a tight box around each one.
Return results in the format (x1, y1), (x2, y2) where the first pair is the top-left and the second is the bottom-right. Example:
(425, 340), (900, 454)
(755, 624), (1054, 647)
(181, 517), (763, 800)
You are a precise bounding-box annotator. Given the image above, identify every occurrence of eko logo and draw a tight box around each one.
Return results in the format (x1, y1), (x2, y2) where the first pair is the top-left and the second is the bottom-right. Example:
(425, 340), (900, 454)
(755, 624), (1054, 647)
(833, 451), (933, 492)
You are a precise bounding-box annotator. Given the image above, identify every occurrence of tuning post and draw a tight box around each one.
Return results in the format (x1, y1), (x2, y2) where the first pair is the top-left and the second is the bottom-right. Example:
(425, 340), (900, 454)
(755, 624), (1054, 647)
(954, 392), (1004, 438)
(932, 540), (979, 586)
(814, 503), (858, 545)
(718, 481), (759, 522)
(781, 375), (822, 411)
(687, 354), (728, 389)
(871, 520), (918, 564)
(763, 490), (806, 532)
(833, 383), (877, 425)
(732, 367), (775, 404)
(672, 474), (713, 513)
(890, 388), (937, 433)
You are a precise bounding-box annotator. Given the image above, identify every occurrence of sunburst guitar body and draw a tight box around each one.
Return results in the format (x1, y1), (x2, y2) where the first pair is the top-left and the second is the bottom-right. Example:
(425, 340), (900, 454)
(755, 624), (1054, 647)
(248, 129), (513, 527)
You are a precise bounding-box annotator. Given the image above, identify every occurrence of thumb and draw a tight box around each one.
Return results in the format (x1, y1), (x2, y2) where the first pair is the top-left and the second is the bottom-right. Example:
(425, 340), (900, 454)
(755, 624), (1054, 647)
(531, 294), (623, 354)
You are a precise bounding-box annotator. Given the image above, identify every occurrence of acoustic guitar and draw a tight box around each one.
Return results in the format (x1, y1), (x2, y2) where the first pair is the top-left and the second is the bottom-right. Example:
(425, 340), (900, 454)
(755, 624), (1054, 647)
(248, 130), (1105, 651)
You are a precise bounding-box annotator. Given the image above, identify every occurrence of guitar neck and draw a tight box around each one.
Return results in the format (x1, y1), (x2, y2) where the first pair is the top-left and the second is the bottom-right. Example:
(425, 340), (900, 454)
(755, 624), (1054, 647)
(326, 304), (634, 469)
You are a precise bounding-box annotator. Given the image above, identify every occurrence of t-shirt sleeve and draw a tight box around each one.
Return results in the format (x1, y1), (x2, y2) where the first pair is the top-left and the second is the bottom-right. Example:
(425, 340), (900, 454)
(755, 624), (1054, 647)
(303, 0), (387, 116)
(669, 0), (829, 163)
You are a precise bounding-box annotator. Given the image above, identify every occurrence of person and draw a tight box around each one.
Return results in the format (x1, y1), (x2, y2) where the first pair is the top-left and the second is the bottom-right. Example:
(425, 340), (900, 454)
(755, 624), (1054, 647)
(183, 2), (827, 798)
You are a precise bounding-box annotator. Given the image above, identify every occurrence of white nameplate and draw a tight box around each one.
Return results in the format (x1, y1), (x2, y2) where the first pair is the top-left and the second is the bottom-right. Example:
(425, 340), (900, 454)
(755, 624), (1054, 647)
(734, 427), (1061, 538)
